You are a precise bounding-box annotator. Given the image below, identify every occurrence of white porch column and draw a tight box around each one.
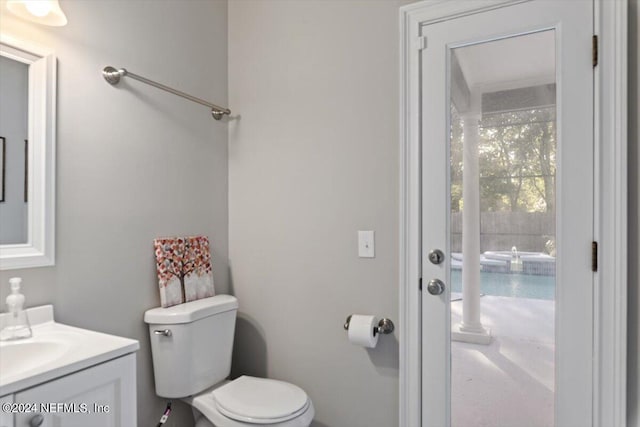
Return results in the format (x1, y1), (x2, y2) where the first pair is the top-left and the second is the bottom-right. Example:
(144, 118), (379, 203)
(452, 112), (491, 345)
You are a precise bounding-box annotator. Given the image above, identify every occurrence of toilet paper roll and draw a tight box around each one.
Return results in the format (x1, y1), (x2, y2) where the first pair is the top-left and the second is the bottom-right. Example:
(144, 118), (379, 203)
(347, 314), (379, 348)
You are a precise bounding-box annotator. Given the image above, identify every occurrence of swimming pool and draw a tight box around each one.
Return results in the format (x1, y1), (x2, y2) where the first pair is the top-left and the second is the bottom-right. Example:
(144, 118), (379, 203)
(450, 270), (555, 300)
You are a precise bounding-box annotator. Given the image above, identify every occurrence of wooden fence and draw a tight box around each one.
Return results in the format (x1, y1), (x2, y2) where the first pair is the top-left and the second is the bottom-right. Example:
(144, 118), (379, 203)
(450, 211), (555, 253)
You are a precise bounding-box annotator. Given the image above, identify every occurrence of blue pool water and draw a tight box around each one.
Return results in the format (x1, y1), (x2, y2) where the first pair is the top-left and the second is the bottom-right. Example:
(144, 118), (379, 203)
(450, 270), (555, 300)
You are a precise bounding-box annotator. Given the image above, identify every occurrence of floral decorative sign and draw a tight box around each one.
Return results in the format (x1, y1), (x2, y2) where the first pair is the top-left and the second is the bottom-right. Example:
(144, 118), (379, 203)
(154, 236), (215, 307)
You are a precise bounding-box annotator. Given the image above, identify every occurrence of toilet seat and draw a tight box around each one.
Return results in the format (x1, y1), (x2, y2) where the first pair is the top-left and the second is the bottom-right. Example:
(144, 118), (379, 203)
(188, 377), (314, 427)
(213, 376), (310, 424)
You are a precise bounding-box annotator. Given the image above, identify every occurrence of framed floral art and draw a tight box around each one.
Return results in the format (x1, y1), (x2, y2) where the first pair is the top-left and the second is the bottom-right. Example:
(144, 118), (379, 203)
(154, 235), (215, 307)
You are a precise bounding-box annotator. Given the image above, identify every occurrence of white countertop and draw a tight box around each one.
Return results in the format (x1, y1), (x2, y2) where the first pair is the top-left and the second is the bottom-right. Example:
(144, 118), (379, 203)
(0, 305), (139, 396)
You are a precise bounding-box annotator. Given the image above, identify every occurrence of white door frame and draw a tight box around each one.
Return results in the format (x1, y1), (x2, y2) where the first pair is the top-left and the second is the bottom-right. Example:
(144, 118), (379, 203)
(398, 1), (628, 426)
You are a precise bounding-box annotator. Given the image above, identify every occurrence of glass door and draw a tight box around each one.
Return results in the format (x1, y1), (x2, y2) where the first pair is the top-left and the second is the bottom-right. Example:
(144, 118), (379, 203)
(449, 32), (557, 427)
(420, 2), (594, 425)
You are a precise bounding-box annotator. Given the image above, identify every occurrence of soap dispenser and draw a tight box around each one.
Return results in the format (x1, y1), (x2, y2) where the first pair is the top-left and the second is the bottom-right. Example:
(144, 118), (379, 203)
(0, 277), (32, 341)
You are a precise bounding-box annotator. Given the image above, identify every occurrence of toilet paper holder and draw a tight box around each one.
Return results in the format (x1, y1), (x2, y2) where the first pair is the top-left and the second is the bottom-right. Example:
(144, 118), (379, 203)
(343, 315), (395, 336)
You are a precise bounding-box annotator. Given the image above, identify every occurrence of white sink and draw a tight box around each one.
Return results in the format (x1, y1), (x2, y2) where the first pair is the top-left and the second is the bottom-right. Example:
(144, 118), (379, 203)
(0, 339), (69, 378)
(0, 305), (139, 395)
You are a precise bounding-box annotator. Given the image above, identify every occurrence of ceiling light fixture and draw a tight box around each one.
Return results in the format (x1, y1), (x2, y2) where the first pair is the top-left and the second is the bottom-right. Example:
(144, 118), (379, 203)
(6, 0), (67, 26)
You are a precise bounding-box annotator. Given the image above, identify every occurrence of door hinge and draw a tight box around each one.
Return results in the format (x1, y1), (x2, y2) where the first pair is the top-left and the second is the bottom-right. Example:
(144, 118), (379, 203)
(593, 35), (598, 67)
(592, 241), (598, 272)
(419, 277), (423, 291)
(417, 36), (427, 51)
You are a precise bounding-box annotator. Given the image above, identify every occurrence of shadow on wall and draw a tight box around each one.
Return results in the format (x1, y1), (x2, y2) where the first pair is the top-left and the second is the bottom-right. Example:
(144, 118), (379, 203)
(231, 312), (268, 379)
(366, 332), (400, 377)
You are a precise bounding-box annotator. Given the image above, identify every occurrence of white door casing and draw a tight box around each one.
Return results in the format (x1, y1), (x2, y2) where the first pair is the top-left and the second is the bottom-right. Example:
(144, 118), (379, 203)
(398, 1), (627, 426)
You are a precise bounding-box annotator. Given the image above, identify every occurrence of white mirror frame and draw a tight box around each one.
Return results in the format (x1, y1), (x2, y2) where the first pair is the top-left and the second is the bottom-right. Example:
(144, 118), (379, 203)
(0, 34), (55, 270)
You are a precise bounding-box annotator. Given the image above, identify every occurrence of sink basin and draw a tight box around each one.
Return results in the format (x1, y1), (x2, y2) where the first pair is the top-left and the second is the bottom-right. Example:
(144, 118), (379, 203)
(0, 340), (68, 378)
(0, 305), (139, 395)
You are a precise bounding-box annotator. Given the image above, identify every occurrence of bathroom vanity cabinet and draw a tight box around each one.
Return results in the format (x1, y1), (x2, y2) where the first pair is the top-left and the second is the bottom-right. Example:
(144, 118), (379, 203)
(0, 395), (12, 427)
(1, 354), (136, 427)
(0, 306), (139, 427)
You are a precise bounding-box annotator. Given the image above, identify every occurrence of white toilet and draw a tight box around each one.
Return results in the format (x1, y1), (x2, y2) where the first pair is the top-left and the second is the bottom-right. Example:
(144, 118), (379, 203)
(144, 295), (314, 427)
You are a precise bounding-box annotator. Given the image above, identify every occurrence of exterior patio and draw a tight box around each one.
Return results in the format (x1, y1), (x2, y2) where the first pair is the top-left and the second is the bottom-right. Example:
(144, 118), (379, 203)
(451, 296), (555, 427)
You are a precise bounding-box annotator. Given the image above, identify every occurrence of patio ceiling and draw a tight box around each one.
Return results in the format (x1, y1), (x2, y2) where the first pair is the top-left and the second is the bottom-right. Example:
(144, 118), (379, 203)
(454, 30), (555, 93)
(451, 30), (556, 115)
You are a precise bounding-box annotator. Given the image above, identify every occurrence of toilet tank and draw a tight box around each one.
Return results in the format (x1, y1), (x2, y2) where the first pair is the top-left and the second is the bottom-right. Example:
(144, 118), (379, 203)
(144, 295), (238, 398)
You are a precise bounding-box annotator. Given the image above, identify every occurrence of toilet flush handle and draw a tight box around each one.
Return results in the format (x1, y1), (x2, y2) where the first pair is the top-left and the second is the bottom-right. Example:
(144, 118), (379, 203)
(154, 329), (172, 337)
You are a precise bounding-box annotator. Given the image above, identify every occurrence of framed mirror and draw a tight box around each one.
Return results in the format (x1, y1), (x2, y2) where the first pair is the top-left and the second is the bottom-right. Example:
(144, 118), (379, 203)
(0, 35), (55, 269)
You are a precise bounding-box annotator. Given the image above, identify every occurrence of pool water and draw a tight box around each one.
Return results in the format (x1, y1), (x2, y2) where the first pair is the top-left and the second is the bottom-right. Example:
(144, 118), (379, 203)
(450, 270), (555, 300)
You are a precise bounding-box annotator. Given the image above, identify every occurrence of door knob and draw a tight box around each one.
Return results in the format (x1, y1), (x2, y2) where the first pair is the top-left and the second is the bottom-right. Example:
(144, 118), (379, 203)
(428, 249), (445, 265)
(30, 414), (44, 427)
(427, 279), (445, 295)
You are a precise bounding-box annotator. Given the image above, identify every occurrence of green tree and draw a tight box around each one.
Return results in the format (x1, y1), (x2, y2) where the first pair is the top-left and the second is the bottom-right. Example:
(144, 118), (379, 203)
(450, 106), (556, 214)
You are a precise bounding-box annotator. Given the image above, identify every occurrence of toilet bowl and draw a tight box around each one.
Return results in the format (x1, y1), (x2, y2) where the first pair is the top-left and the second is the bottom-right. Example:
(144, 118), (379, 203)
(186, 376), (315, 427)
(144, 295), (314, 427)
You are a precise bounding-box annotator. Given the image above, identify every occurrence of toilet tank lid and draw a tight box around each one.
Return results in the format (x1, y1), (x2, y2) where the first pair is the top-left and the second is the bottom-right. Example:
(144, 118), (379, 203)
(144, 295), (238, 325)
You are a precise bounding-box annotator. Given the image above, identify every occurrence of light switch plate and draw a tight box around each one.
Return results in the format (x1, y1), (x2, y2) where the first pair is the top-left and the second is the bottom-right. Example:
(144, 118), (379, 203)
(358, 230), (375, 258)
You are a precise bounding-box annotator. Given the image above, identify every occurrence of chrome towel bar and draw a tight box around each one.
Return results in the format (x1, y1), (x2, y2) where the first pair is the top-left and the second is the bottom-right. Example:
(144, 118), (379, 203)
(102, 66), (231, 120)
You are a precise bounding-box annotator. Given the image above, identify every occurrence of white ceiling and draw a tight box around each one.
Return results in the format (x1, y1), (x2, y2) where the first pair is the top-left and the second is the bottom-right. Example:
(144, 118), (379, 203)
(454, 30), (556, 93)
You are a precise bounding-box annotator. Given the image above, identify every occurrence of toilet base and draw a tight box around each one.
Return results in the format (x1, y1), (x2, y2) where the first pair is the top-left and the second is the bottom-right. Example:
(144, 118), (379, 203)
(194, 411), (215, 427)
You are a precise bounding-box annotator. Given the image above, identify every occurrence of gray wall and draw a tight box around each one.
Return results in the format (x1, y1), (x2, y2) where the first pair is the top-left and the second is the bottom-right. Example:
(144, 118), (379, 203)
(0, 1), (228, 426)
(228, 1), (401, 426)
(229, 1), (639, 427)
(628, 1), (639, 426)
(0, 56), (28, 244)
